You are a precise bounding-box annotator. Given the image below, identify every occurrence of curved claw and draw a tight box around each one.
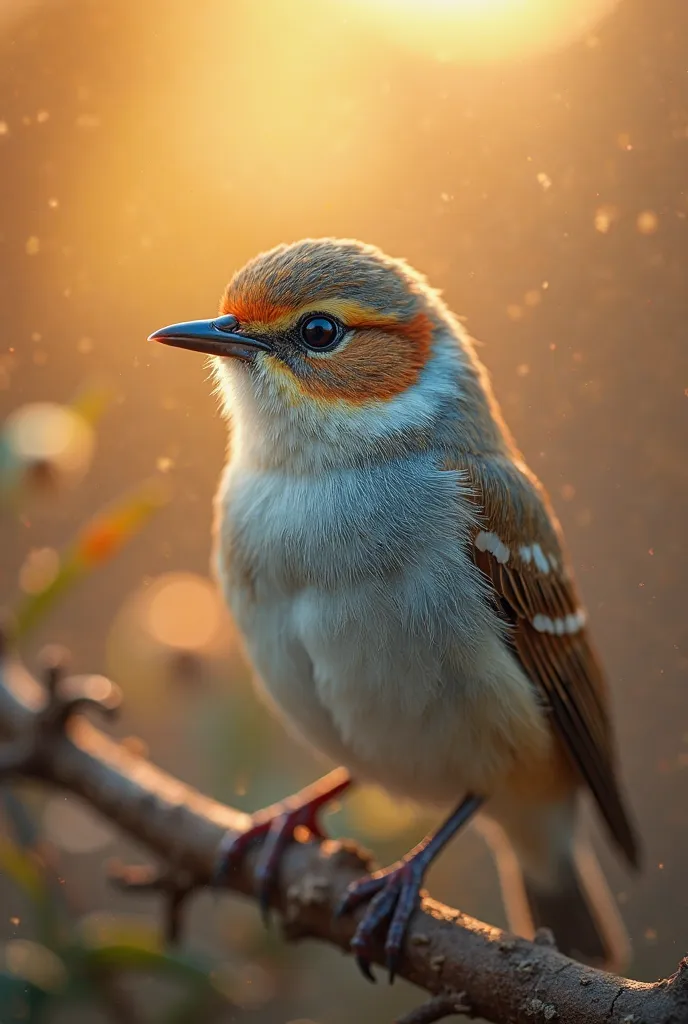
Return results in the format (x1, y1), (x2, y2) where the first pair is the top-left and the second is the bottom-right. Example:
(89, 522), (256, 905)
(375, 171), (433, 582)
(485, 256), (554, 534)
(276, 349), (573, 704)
(212, 769), (353, 918)
(254, 812), (293, 926)
(355, 953), (376, 983)
(336, 872), (385, 917)
(338, 863), (424, 984)
(213, 823), (266, 886)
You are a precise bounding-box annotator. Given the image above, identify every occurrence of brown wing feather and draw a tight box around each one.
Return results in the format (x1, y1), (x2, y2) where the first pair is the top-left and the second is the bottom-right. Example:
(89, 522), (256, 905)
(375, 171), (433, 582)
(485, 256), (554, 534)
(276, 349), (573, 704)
(460, 454), (639, 868)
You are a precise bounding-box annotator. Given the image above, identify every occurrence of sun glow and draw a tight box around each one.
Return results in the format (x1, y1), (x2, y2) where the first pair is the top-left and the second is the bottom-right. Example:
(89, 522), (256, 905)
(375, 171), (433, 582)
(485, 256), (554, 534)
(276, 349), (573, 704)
(45, 0), (625, 316)
(353, 0), (621, 63)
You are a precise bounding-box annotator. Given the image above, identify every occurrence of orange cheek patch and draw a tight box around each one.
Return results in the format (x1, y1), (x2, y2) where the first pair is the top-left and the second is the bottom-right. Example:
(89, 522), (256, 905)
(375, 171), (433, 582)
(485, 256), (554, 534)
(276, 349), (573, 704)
(293, 312), (433, 405)
(224, 283), (435, 407)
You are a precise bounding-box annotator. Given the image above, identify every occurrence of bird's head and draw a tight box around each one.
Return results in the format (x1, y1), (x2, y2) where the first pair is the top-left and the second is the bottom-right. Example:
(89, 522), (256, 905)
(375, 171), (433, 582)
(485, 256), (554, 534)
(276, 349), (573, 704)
(150, 238), (467, 469)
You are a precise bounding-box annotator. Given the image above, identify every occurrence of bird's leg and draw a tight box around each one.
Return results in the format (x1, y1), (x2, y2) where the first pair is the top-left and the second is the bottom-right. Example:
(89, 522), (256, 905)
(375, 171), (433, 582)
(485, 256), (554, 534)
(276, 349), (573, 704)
(213, 766), (352, 921)
(337, 793), (484, 983)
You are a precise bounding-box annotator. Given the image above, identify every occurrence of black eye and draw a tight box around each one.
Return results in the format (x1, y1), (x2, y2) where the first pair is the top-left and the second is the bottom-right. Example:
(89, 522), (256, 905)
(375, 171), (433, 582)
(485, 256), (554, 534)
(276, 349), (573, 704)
(300, 315), (339, 351)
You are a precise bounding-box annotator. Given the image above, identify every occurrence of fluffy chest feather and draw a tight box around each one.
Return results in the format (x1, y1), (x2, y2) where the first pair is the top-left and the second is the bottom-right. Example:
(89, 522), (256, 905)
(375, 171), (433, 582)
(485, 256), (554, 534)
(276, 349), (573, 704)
(216, 452), (483, 613)
(214, 452), (545, 801)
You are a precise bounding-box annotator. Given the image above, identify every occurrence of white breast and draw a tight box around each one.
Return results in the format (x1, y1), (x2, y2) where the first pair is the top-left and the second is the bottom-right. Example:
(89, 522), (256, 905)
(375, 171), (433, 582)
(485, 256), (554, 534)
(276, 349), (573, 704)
(215, 452), (542, 804)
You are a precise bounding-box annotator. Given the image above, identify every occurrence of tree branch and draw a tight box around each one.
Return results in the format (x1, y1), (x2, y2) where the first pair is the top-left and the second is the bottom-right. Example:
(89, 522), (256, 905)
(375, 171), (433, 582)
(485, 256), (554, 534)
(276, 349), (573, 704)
(0, 647), (686, 1024)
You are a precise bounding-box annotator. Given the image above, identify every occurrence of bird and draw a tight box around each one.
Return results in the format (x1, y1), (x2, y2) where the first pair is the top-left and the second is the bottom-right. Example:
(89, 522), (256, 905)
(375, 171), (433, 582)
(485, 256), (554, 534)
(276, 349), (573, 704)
(149, 237), (640, 982)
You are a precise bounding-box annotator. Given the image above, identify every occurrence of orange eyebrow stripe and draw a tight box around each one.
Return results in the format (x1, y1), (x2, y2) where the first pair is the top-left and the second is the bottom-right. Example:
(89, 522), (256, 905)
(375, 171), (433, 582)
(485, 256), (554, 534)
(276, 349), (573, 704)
(225, 295), (293, 327)
(224, 297), (419, 335)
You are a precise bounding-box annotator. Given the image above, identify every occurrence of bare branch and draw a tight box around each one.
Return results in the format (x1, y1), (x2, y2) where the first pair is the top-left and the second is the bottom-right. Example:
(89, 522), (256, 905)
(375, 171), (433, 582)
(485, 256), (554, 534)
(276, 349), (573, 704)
(0, 648), (686, 1024)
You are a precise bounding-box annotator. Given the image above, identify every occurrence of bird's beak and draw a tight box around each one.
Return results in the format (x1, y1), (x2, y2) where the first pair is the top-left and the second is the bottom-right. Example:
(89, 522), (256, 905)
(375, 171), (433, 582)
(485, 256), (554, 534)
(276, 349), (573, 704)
(148, 313), (272, 361)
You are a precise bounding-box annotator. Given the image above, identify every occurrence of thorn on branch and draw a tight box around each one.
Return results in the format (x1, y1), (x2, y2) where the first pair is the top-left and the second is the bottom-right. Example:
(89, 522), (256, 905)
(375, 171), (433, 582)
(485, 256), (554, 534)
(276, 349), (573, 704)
(41, 644), (70, 697)
(395, 990), (471, 1024)
(108, 860), (197, 944)
(0, 644), (122, 777)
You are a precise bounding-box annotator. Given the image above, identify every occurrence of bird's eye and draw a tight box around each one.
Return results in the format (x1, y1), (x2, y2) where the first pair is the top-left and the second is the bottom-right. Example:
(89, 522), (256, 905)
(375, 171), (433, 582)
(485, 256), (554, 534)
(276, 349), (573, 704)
(300, 315), (340, 351)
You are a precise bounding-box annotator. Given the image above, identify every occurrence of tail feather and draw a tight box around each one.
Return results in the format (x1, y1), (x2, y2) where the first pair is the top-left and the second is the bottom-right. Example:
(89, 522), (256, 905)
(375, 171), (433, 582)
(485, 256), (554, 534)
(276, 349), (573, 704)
(489, 827), (630, 974)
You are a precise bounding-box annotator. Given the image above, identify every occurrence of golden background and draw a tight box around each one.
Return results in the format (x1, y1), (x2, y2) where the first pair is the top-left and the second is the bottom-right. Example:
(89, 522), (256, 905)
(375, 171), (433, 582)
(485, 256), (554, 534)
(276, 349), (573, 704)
(0, 0), (686, 1020)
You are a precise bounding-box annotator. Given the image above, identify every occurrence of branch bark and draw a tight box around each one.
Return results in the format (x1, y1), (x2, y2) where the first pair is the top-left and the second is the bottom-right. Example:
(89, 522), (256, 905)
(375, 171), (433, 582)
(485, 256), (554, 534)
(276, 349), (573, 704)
(1, 648), (686, 1024)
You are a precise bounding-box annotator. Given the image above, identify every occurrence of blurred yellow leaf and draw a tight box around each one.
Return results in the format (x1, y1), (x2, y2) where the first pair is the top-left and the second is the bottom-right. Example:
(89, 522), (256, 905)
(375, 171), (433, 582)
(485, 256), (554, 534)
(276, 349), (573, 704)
(69, 382), (115, 427)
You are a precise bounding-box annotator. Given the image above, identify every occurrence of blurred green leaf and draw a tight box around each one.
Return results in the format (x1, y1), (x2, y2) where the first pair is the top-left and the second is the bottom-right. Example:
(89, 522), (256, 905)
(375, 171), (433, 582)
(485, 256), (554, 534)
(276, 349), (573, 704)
(10, 477), (170, 641)
(61, 918), (224, 1021)
(82, 943), (214, 987)
(75, 912), (216, 983)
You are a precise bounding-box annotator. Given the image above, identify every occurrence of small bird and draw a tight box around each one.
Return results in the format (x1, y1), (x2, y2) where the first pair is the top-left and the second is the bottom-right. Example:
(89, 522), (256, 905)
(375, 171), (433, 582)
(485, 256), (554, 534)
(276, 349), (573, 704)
(150, 238), (639, 981)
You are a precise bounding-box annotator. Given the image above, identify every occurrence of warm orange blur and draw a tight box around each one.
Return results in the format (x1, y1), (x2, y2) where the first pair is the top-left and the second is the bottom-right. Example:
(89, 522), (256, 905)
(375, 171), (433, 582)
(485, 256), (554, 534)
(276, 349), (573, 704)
(353, 0), (620, 63)
(1, 0), (687, 1021)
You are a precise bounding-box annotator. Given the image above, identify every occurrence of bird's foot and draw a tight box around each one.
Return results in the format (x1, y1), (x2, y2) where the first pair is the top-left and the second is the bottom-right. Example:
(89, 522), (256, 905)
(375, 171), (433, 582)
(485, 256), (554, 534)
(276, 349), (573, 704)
(336, 856), (426, 984)
(336, 793), (484, 984)
(213, 766), (351, 923)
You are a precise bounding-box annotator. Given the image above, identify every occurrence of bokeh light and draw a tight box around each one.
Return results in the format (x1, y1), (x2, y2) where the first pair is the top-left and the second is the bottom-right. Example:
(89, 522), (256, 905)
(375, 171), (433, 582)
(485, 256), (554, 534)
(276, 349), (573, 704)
(147, 573), (223, 651)
(106, 572), (239, 712)
(1, 402), (94, 497)
(353, 0), (621, 63)
(18, 547), (60, 595)
(4, 939), (66, 993)
(347, 786), (422, 841)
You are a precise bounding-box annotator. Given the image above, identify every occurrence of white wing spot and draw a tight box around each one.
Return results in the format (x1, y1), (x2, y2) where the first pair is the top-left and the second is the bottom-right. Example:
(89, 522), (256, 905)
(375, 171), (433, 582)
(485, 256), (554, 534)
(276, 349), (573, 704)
(532, 543), (550, 573)
(475, 530), (510, 564)
(565, 609), (587, 634)
(520, 545), (533, 564)
(532, 609), (587, 635)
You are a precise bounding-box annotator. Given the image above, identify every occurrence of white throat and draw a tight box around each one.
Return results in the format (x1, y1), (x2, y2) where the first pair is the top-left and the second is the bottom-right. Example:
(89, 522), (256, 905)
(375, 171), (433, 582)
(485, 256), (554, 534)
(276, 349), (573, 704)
(212, 331), (463, 474)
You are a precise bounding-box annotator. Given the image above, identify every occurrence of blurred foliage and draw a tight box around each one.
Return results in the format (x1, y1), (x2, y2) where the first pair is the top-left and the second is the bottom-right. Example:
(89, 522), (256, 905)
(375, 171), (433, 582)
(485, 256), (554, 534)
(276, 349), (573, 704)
(10, 476), (169, 642)
(0, 405), (230, 1023)
(0, 792), (230, 1024)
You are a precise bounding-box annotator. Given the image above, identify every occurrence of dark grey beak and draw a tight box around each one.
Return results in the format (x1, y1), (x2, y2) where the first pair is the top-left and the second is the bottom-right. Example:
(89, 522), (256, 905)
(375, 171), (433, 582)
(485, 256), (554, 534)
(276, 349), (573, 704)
(148, 313), (271, 360)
